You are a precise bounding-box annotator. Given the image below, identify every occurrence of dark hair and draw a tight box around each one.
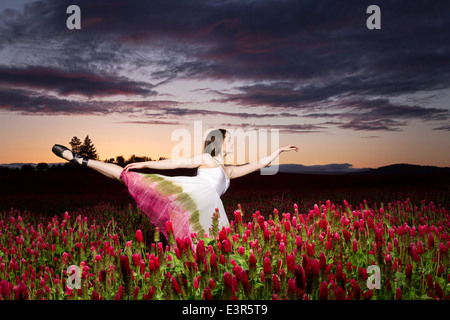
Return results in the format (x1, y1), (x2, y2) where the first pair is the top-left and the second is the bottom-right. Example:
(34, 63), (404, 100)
(203, 129), (227, 156)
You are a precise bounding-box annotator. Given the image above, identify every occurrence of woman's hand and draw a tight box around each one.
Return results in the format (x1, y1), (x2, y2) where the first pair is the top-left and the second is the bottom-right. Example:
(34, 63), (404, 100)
(123, 161), (148, 173)
(279, 145), (299, 153)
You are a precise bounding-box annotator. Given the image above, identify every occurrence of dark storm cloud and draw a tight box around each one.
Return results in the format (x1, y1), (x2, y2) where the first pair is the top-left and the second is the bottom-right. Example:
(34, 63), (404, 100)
(212, 78), (449, 112)
(0, 89), (179, 115)
(4, 0), (448, 83)
(341, 98), (449, 122)
(433, 124), (450, 131)
(303, 99), (449, 123)
(119, 120), (184, 126)
(158, 107), (297, 119)
(0, 66), (155, 97)
(0, 0), (449, 132)
(218, 122), (324, 134)
(337, 119), (406, 132)
(0, 88), (108, 114)
(0, 87), (297, 122)
(213, 81), (449, 130)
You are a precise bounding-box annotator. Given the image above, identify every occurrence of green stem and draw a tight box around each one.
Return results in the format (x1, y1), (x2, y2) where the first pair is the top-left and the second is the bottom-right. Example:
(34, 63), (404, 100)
(435, 252), (440, 278)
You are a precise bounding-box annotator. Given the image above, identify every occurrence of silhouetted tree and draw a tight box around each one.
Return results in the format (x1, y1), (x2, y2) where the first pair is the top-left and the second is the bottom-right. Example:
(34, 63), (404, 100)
(48, 164), (64, 171)
(0, 166), (11, 172)
(125, 154), (152, 165)
(80, 135), (99, 160)
(36, 162), (49, 172)
(21, 164), (35, 172)
(69, 136), (82, 154)
(116, 156), (125, 167)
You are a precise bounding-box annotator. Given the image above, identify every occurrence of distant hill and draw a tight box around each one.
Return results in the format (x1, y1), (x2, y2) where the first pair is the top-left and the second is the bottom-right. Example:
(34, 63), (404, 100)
(1, 162), (449, 175)
(278, 163), (450, 175)
(0, 163), (62, 170)
(1, 162), (371, 174)
(353, 163), (450, 175)
(277, 163), (370, 174)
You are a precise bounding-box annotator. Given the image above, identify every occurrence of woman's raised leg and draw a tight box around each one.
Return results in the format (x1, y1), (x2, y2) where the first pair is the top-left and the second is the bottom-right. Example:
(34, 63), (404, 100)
(60, 148), (124, 183)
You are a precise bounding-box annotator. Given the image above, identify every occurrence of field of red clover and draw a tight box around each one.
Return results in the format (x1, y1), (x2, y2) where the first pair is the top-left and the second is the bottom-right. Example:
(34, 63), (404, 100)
(0, 197), (448, 300)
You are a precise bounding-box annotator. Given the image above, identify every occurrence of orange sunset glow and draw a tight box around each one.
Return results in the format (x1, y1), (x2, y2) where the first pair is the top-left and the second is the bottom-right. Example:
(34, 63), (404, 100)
(0, 1), (449, 171)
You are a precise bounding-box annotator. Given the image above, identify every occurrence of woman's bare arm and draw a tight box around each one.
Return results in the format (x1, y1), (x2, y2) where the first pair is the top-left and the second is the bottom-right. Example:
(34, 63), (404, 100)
(123, 153), (212, 173)
(228, 145), (299, 179)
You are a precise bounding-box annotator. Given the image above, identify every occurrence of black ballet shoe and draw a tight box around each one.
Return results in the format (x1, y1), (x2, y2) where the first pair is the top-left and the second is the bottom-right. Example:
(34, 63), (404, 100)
(52, 144), (89, 166)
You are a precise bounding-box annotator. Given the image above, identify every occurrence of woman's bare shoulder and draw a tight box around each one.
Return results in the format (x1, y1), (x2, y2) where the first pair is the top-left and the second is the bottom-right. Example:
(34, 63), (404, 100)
(197, 153), (219, 169)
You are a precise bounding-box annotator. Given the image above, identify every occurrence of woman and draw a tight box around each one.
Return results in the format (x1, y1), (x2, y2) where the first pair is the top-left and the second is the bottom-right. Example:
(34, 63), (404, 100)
(52, 129), (299, 242)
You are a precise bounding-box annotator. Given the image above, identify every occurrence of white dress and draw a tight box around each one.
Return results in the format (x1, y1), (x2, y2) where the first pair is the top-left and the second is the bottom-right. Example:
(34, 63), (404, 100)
(120, 158), (231, 241)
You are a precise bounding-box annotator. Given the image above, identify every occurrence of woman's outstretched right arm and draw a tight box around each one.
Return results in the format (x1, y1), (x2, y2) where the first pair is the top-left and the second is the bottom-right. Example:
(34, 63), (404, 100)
(123, 153), (210, 173)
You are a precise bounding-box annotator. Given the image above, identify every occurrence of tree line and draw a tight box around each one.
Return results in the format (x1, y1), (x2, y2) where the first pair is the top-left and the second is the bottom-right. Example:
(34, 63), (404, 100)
(0, 135), (167, 172)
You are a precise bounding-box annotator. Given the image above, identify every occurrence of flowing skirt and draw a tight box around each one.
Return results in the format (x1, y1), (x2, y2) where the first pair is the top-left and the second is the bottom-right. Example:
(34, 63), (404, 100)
(120, 171), (230, 241)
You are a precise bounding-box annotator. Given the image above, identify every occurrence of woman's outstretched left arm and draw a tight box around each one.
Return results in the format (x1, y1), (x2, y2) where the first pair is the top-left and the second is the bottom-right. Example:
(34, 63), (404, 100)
(228, 145), (299, 179)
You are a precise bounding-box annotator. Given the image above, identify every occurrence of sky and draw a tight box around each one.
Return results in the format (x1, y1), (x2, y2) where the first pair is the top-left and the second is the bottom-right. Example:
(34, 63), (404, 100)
(0, 0), (449, 169)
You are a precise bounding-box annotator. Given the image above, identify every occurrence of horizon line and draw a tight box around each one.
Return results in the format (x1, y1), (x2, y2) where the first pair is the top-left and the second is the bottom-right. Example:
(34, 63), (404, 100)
(1, 162), (449, 170)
